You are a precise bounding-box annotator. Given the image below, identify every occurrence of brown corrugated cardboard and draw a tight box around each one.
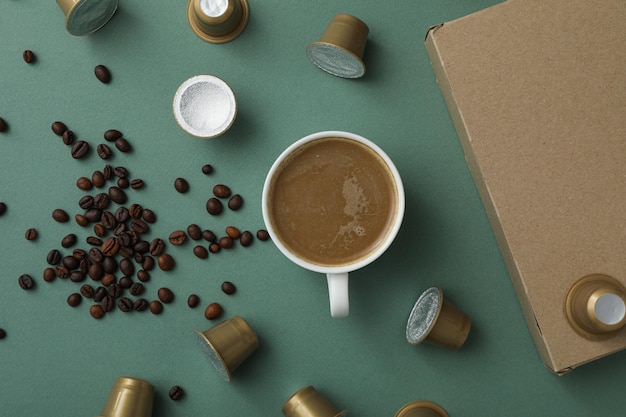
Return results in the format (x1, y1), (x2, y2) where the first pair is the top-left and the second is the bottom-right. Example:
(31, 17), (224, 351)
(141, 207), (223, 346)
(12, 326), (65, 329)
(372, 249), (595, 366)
(425, 0), (626, 374)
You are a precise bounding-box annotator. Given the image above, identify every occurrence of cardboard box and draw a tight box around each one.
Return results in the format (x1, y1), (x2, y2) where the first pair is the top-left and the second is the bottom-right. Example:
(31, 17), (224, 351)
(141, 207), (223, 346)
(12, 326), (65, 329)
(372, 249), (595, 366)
(425, 0), (626, 374)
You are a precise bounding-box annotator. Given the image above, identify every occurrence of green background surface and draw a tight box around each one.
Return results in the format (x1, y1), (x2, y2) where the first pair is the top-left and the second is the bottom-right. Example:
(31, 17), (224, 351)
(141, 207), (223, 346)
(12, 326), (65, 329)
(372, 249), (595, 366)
(1, 1), (624, 416)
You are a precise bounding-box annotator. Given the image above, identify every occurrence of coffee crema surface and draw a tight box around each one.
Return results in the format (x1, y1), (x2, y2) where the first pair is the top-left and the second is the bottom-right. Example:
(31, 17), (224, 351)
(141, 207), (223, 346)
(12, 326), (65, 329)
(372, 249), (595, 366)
(268, 137), (398, 267)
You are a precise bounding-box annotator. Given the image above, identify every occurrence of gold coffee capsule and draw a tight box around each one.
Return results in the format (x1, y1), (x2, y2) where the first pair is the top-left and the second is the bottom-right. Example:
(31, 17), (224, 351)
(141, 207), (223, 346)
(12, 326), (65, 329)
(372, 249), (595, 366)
(306, 14), (369, 79)
(406, 287), (471, 350)
(282, 386), (348, 417)
(96, 376), (154, 417)
(394, 401), (449, 417)
(187, 0), (250, 43)
(56, 0), (118, 36)
(564, 274), (626, 340)
(194, 315), (259, 381)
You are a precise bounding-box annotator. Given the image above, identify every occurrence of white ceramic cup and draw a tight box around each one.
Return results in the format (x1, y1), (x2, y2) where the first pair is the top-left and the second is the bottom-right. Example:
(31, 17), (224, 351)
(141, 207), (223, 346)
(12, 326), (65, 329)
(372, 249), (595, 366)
(262, 131), (405, 317)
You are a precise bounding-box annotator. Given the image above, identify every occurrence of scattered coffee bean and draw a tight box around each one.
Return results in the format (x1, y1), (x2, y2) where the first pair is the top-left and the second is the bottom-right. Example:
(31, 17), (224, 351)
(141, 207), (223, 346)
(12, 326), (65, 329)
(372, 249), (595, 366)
(43, 268), (56, 282)
(256, 229), (270, 241)
(101, 237), (120, 256)
(227, 194), (243, 210)
(94, 64), (112, 83)
(55, 265), (69, 278)
(218, 236), (234, 249)
(88, 263), (104, 280)
(118, 297), (134, 312)
(193, 245), (208, 259)
(149, 238), (165, 256)
(149, 300), (163, 314)
(25, 228), (37, 241)
(187, 224), (202, 240)
(240, 231), (253, 247)
(142, 209), (156, 223)
(128, 203), (142, 218)
(101, 295), (114, 312)
(23, 50), (35, 64)
(213, 184), (231, 198)
(92, 170), (105, 188)
(51, 121), (67, 136)
(137, 269), (151, 282)
(101, 212), (116, 229)
(52, 209), (69, 223)
(18, 274), (35, 290)
(47, 249), (62, 265)
(93, 193), (110, 209)
(174, 177), (189, 193)
(117, 177), (129, 189)
(206, 198), (223, 215)
(119, 258), (134, 276)
(97, 143), (112, 159)
(202, 229), (217, 242)
(118, 276), (133, 288)
(208, 243), (220, 253)
(221, 281), (236, 295)
(201, 164), (213, 174)
(90, 304), (105, 319)
(78, 195), (94, 209)
(61, 233), (77, 248)
(115, 137), (131, 152)
(129, 282), (145, 296)
(142, 256), (154, 271)
(94, 286), (107, 302)
(80, 284), (94, 298)
(134, 298), (149, 311)
(76, 176), (92, 190)
(62, 130), (75, 145)
(158, 253), (175, 271)
(71, 141), (90, 159)
(0, 328), (6, 339)
(131, 218), (148, 234)
(85, 208), (103, 222)
(169, 230), (187, 245)
(168, 386), (184, 401)
(104, 129), (122, 141)
(130, 179), (144, 189)
(157, 287), (174, 304)
(70, 271), (86, 282)
(63, 256), (80, 270)
(0, 118), (7, 132)
(204, 302), (223, 320)
(114, 166), (128, 178)
(67, 293), (82, 307)
(225, 226), (240, 239)
(103, 164), (114, 180)
(187, 294), (200, 308)
(109, 186), (127, 204)
(108, 282), (123, 298)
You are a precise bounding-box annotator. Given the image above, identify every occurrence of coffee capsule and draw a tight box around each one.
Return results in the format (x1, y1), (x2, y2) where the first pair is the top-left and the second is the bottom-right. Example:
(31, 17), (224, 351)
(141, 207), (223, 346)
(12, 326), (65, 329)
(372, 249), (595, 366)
(394, 401), (449, 417)
(173, 74), (238, 139)
(56, 0), (118, 36)
(187, 0), (250, 43)
(564, 274), (626, 340)
(96, 376), (154, 417)
(306, 14), (369, 79)
(282, 386), (348, 417)
(406, 287), (471, 350)
(194, 315), (259, 381)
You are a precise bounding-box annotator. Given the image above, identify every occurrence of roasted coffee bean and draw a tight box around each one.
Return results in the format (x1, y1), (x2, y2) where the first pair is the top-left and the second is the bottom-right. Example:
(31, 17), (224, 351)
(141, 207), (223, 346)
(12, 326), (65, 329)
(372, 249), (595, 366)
(201, 164), (213, 175)
(79, 259), (90, 275)
(97, 143), (112, 159)
(228, 194), (243, 211)
(137, 269), (150, 282)
(115, 137), (132, 152)
(52, 209), (69, 223)
(118, 276), (132, 289)
(71, 140), (90, 159)
(72, 248), (87, 260)
(94, 286), (108, 302)
(117, 177), (129, 189)
(93, 223), (106, 237)
(18, 274), (35, 290)
(62, 255), (79, 270)
(118, 232), (132, 248)
(92, 171), (105, 188)
(134, 240), (149, 254)
(130, 218), (148, 234)
(25, 228), (37, 241)
(88, 263), (104, 281)
(174, 177), (189, 193)
(61, 233), (77, 248)
(93, 193), (110, 209)
(149, 238), (165, 256)
(204, 302), (223, 320)
(129, 178), (144, 189)
(102, 256), (117, 274)
(67, 293), (82, 307)
(79, 195), (94, 209)
(101, 273), (116, 286)
(119, 258), (134, 276)
(218, 236), (234, 249)
(256, 229), (270, 241)
(86, 236), (103, 246)
(55, 265), (70, 278)
(113, 223), (126, 236)
(101, 211), (116, 229)
(157, 287), (174, 304)
(221, 281), (236, 295)
(193, 245), (208, 259)
(213, 184), (231, 198)
(101, 295), (114, 312)
(118, 297), (133, 312)
(89, 247), (104, 263)
(104, 129), (122, 142)
(84, 208), (103, 222)
(108, 283), (123, 298)
(113, 167), (128, 179)
(76, 214), (89, 227)
(43, 267), (56, 282)
(128, 203), (143, 218)
(62, 130), (75, 145)
(102, 164), (114, 180)
(47, 249), (62, 265)
(187, 224), (202, 240)
(202, 229), (217, 242)
(129, 282), (145, 296)
(101, 237), (120, 256)
(225, 226), (240, 239)
(169, 230), (187, 245)
(76, 177), (92, 190)
(23, 49), (36, 63)
(90, 304), (105, 319)
(70, 271), (86, 283)
(168, 386), (184, 401)
(206, 198), (223, 215)
(134, 298), (149, 312)
(141, 209), (156, 223)
(0, 118), (7, 132)
(187, 294), (200, 308)
(109, 186), (127, 204)
(80, 284), (95, 298)
(209, 243), (220, 253)
(114, 206), (129, 223)
(51, 121), (68, 136)
(149, 300), (163, 314)
(158, 254), (175, 271)
(240, 231), (253, 247)
(94, 64), (111, 83)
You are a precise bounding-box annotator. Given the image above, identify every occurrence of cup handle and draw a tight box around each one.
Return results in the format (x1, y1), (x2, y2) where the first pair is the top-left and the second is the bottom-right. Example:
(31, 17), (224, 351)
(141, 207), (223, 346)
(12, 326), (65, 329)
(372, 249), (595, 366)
(327, 273), (349, 318)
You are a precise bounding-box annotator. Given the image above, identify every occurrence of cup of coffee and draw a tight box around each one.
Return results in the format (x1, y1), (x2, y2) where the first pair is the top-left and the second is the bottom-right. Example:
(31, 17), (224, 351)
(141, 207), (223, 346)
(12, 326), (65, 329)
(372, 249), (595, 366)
(262, 131), (405, 317)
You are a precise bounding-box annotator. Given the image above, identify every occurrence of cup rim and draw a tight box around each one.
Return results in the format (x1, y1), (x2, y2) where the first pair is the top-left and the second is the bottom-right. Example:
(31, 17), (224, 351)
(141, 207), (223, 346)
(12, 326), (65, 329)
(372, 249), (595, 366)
(262, 130), (405, 274)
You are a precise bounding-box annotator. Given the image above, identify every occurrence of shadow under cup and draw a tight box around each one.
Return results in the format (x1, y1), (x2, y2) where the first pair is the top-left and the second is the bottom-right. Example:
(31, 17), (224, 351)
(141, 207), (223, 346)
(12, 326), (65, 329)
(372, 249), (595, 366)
(262, 131), (405, 317)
